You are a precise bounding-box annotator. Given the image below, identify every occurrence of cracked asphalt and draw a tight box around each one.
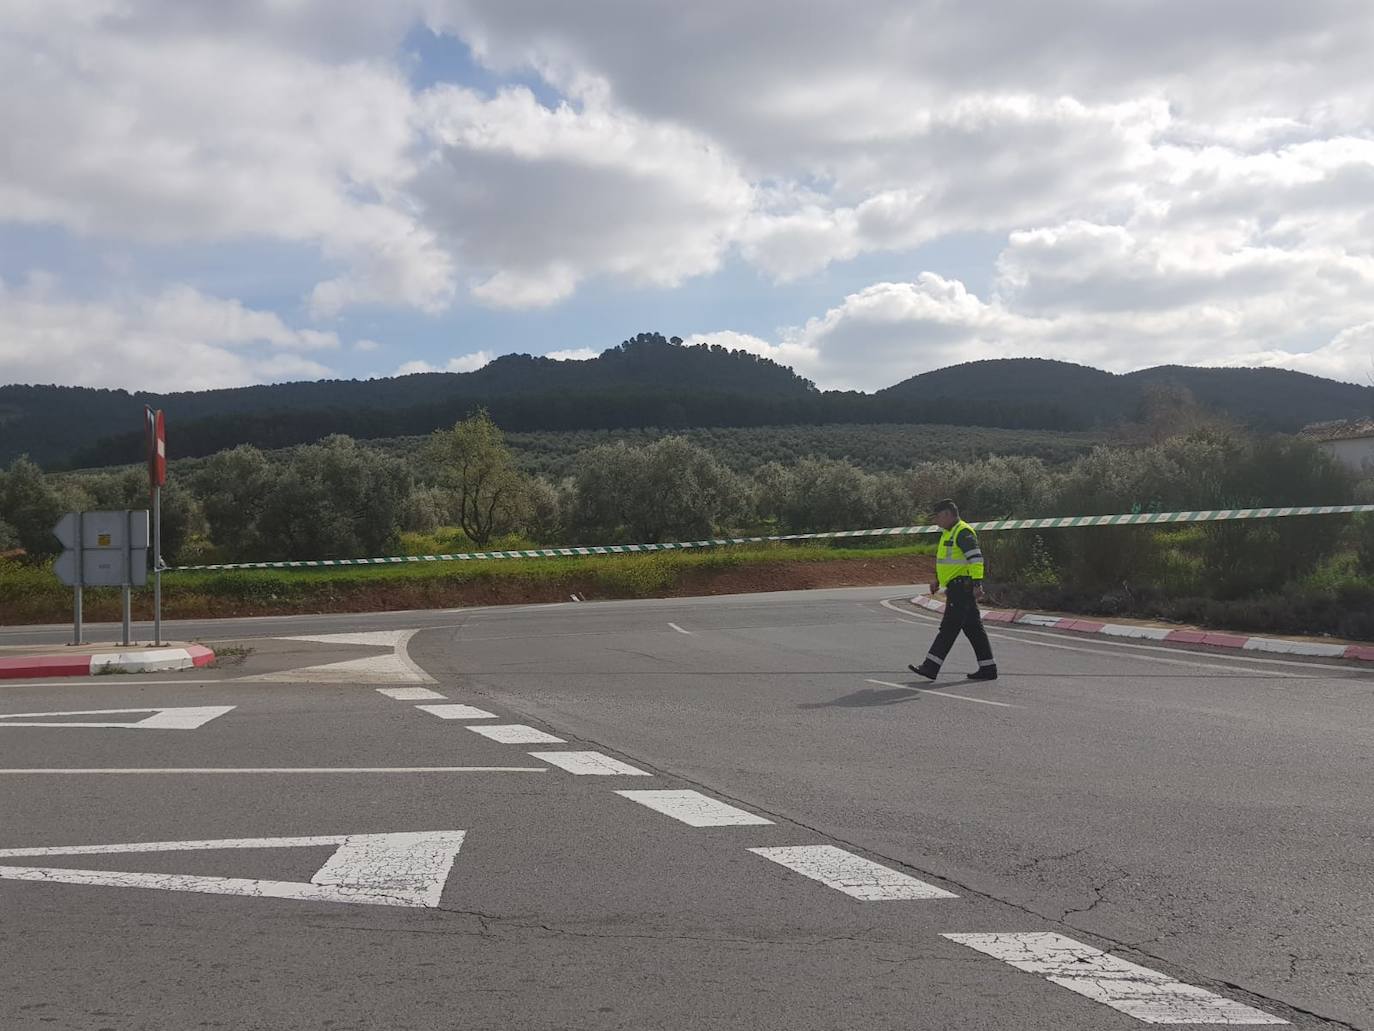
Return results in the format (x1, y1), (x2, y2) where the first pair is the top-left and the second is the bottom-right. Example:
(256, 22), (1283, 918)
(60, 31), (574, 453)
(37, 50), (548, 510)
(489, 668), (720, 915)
(1, 585), (1371, 1030)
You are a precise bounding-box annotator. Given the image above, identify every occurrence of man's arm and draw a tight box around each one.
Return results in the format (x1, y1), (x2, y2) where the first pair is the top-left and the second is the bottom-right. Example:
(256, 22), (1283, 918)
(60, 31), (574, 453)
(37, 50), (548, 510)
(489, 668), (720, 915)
(956, 527), (985, 581)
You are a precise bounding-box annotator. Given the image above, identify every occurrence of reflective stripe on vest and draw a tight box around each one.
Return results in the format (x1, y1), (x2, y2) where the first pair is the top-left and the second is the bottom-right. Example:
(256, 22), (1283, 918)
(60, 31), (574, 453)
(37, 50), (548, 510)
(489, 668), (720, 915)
(937, 519), (985, 587)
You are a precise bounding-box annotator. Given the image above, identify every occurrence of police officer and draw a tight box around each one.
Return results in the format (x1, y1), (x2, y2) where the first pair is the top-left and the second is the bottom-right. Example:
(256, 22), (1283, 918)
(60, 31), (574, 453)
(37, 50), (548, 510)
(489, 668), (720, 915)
(909, 499), (998, 682)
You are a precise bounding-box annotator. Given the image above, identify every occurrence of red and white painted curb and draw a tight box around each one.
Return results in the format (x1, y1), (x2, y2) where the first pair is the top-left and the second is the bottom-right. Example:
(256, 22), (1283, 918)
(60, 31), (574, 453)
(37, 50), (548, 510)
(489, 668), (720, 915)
(910, 595), (1374, 663)
(0, 645), (216, 681)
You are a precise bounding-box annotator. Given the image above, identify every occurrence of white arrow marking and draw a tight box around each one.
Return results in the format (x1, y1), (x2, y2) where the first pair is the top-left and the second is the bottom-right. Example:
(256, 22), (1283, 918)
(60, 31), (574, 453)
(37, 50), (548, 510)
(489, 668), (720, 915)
(251, 628), (436, 684)
(242, 654), (434, 685)
(0, 830), (466, 908)
(0, 706), (234, 730)
(280, 631), (417, 648)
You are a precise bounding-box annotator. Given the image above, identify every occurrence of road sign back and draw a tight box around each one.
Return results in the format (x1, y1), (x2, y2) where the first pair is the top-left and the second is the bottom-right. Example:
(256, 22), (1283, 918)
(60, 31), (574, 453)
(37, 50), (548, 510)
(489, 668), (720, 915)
(52, 512), (80, 551)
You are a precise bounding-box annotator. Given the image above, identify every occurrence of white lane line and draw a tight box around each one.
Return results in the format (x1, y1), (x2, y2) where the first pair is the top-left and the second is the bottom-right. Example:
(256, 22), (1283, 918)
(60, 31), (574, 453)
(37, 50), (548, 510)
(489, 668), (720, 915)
(0, 767), (547, 775)
(943, 932), (1287, 1024)
(873, 602), (1291, 681)
(880, 600), (1349, 676)
(615, 789), (773, 826)
(750, 845), (957, 901)
(376, 687), (446, 700)
(415, 704), (497, 720)
(529, 751), (651, 776)
(668, 622), (694, 635)
(467, 724), (566, 744)
(865, 678), (1018, 709)
(0, 830), (467, 909)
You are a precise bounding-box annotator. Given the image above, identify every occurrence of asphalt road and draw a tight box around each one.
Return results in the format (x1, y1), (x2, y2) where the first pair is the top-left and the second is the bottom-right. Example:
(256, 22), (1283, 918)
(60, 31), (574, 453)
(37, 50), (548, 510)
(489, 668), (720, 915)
(1, 586), (1370, 1030)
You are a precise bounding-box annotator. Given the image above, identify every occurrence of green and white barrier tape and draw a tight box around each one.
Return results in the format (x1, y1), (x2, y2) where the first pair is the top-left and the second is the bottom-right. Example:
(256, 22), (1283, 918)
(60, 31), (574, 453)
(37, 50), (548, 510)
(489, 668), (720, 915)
(172, 504), (1374, 572)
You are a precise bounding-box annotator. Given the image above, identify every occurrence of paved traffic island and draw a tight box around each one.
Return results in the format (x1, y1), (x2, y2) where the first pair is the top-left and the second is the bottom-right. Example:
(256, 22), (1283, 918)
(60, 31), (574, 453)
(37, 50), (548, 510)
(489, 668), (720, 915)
(0, 643), (216, 680)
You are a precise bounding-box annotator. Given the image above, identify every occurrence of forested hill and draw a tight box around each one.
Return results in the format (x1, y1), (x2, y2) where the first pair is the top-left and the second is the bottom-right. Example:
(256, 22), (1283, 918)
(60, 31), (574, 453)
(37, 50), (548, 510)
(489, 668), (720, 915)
(879, 360), (1372, 429)
(2, 333), (1369, 468)
(2, 334), (815, 467)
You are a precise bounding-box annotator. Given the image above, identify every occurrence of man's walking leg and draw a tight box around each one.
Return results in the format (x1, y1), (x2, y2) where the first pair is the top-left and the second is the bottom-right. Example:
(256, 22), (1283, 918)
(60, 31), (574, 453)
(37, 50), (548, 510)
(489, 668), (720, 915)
(910, 597), (962, 680)
(962, 595), (998, 681)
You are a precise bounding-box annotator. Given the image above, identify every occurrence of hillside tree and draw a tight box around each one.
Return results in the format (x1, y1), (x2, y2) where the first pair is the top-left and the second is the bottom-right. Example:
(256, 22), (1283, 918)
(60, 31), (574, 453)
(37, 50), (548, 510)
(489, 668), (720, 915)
(426, 410), (526, 547)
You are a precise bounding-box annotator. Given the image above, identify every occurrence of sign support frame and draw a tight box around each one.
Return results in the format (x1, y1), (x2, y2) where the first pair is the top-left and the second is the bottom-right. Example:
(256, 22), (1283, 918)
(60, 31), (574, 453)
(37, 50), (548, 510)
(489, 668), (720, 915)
(72, 512), (83, 646)
(153, 485), (162, 646)
(121, 510), (132, 647)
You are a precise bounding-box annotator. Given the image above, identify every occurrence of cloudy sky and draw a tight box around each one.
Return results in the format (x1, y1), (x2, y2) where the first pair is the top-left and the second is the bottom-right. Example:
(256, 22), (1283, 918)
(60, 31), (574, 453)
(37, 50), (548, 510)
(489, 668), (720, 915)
(3, 0), (1373, 393)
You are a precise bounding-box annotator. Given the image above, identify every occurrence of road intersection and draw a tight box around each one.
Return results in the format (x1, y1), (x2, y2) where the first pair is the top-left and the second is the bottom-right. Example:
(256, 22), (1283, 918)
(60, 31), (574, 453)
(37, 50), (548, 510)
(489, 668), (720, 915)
(1, 586), (1369, 1029)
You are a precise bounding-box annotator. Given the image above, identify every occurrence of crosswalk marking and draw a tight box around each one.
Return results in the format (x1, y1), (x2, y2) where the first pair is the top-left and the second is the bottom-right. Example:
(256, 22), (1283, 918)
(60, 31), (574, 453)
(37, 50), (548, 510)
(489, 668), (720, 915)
(749, 845), (957, 900)
(942, 932), (1287, 1024)
(467, 724), (565, 744)
(415, 704), (497, 720)
(529, 751), (650, 776)
(615, 790), (773, 827)
(376, 687), (446, 701)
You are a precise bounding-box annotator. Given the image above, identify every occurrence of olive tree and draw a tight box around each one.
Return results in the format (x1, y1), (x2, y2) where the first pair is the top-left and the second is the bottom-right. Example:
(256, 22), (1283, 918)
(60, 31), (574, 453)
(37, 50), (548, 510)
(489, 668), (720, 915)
(426, 411), (526, 547)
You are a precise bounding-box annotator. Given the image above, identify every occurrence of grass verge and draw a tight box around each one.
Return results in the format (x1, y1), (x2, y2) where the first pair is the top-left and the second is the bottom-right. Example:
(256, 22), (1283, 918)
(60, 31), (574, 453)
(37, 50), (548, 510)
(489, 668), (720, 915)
(1, 543), (935, 624)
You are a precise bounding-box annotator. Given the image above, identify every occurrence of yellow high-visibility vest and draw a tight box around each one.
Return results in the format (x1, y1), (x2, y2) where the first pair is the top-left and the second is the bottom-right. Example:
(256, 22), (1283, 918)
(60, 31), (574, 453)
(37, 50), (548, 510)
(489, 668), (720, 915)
(936, 519), (985, 588)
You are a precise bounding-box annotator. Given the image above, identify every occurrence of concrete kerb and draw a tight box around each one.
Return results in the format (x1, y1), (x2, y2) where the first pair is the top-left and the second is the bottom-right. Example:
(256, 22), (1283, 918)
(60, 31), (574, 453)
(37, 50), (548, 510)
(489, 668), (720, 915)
(909, 595), (1374, 663)
(0, 644), (216, 681)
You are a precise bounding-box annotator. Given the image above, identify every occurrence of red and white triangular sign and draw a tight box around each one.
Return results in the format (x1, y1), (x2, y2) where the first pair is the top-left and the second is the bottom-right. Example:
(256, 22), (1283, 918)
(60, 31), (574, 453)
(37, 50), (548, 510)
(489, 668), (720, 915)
(0, 831), (466, 907)
(0, 706), (234, 729)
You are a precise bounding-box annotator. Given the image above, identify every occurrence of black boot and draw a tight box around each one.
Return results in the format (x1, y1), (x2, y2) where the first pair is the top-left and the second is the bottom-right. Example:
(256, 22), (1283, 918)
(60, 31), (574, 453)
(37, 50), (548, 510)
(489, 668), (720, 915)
(908, 662), (939, 682)
(966, 666), (999, 682)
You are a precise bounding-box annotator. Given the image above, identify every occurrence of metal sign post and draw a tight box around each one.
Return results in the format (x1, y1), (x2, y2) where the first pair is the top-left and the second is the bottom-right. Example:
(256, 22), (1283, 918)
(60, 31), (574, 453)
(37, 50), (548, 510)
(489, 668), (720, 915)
(146, 406), (166, 646)
(153, 484), (162, 646)
(122, 510), (133, 647)
(73, 512), (83, 645)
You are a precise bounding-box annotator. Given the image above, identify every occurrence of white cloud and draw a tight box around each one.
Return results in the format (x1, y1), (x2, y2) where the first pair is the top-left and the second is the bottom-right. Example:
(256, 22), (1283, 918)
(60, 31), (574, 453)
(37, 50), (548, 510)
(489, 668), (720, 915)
(0, 4), (454, 316)
(414, 85), (752, 306)
(391, 350), (495, 375)
(544, 347), (599, 361)
(353, 339), (382, 352)
(0, 277), (336, 392)
(708, 244), (1374, 391)
(5, 0), (1374, 391)
(394, 360), (440, 376)
(1229, 323), (1374, 383)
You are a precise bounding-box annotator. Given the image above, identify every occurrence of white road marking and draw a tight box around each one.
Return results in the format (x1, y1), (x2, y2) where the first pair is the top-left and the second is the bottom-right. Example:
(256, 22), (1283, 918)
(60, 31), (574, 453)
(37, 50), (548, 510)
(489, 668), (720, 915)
(467, 724), (566, 744)
(943, 932), (1287, 1024)
(615, 789), (773, 826)
(750, 845), (958, 900)
(376, 687), (446, 700)
(668, 622), (694, 635)
(0, 767), (546, 774)
(415, 704), (497, 720)
(0, 706), (234, 730)
(865, 678), (1018, 709)
(880, 599), (1353, 676)
(280, 631), (415, 647)
(529, 751), (651, 775)
(244, 653), (437, 685)
(0, 830), (468, 908)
